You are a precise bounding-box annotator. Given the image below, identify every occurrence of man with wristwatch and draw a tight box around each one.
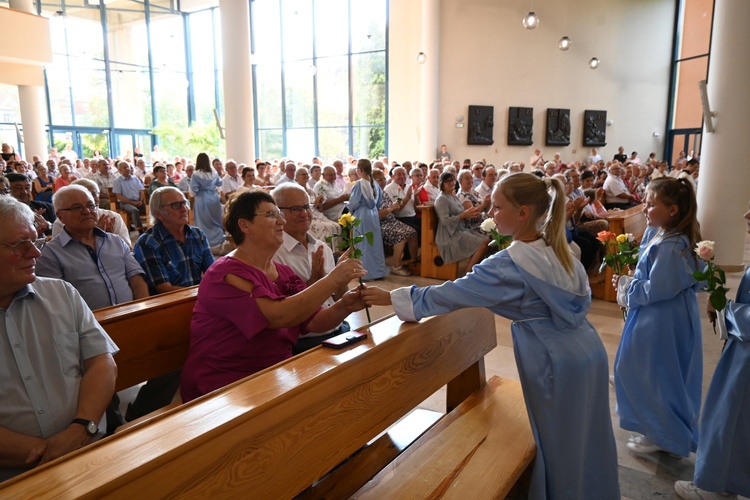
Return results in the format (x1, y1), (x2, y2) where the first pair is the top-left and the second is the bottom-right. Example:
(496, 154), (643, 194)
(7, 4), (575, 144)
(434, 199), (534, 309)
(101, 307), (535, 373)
(0, 196), (118, 482)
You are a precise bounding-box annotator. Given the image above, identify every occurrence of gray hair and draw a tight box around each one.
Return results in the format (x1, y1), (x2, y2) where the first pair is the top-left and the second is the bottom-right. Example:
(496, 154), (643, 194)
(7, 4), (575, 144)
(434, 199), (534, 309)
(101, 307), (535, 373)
(149, 186), (186, 226)
(271, 182), (308, 206)
(53, 185), (94, 211)
(0, 195), (35, 226)
(117, 161), (130, 170)
(457, 169), (473, 182)
(409, 167), (423, 177)
(71, 178), (100, 195)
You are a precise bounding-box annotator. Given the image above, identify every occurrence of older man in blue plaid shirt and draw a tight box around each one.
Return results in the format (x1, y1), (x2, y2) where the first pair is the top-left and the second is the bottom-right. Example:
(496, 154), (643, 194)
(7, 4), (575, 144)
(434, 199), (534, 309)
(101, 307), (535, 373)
(134, 187), (214, 295)
(128, 187), (214, 421)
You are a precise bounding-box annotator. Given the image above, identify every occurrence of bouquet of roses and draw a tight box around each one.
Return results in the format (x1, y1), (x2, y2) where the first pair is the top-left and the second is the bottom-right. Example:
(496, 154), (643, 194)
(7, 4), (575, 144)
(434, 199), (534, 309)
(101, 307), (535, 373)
(326, 213), (374, 322)
(480, 218), (512, 250)
(693, 240), (729, 335)
(597, 231), (639, 275)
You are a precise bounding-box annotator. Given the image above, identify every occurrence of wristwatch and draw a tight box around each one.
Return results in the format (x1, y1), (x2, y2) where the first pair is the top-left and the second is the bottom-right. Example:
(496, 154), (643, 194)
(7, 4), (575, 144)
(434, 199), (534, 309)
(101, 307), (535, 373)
(72, 418), (98, 437)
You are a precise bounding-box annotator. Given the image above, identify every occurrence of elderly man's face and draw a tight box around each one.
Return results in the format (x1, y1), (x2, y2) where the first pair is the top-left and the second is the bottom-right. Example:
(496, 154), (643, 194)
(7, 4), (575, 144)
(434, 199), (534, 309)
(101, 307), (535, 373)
(226, 162), (238, 177)
(10, 180), (32, 204)
(0, 217), (41, 296)
(285, 163), (296, 178)
(57, 189), (98, 233)
(428, 170), (439, 187)
(157, 190), (189, 227)
(484, 168), (498, 186)
(118, 164), (131, 177)
(98, 161), (109, 174)
(392, 168), (406, 186)
(322, 168), (336, 184)
(333, 161), (344, 175)
(279, 188), (312, 235)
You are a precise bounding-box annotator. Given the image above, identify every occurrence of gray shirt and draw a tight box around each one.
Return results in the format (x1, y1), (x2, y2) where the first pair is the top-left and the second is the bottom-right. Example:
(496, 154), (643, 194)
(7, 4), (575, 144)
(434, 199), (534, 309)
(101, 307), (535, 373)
(0, 278), (118, 480)
(36, 227), (144, 310)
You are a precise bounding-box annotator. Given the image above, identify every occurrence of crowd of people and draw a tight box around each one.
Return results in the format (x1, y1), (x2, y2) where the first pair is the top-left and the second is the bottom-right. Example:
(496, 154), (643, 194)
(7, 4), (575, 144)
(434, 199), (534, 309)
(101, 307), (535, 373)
(1, 142), (748, 500)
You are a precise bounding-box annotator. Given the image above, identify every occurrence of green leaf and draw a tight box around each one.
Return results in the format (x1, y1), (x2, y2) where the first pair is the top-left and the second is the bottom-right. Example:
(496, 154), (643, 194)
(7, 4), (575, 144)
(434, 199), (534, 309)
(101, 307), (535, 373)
(353, 236), (364, 244)
(718, 269), (726, 284)
(710, 292), (727, 311)
(365, 232), (374, 246)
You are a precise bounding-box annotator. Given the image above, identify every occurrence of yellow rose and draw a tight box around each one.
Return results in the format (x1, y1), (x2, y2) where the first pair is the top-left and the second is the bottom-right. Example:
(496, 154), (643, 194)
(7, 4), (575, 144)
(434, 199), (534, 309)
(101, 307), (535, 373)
(616, 234), (628, 244)
(338, 213), (356, 226)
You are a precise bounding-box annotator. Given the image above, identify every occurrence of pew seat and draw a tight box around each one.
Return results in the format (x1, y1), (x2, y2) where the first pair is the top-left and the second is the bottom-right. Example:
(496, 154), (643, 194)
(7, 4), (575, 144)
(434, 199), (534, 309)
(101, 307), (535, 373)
(418, 204), (460, 280)
(355, 375), (535, 498)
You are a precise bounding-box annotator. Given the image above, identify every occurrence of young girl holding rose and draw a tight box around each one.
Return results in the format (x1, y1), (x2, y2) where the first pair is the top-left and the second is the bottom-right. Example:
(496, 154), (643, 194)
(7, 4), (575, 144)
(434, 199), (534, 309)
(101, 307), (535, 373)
(363, 173), (620, 499)
(614, 177), (703, 458)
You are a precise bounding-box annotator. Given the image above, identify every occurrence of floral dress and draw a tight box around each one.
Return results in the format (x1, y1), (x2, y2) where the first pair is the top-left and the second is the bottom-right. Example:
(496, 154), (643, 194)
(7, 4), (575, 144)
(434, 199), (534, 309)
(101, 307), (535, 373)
(378, 193), (417, 246)
(457, 188), (487, 235)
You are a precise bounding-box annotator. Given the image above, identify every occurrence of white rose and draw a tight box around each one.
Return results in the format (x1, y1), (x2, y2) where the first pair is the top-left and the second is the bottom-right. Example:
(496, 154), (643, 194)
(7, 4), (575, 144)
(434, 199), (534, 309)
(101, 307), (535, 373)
(625, 233), (635, 243)
(480, 218), (496, 233)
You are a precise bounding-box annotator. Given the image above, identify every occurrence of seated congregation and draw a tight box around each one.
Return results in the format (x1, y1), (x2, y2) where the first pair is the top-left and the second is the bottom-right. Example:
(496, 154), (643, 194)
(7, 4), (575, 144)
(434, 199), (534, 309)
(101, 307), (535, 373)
(2, 144), (748, 500)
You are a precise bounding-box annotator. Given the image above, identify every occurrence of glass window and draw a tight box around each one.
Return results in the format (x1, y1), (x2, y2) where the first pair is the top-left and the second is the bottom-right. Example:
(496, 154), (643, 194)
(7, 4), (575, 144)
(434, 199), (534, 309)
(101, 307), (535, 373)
(281, 0), (312, 61)
(352, 126), (385, 159)
(252, 0), (281, 63)
(284, 61), (315, 128)
(110, 62), (153, 129)
(679, 0), (713, 60)
(285, 127), (314, 159)
(189, 9), (217, 124)
(255, 64), (283, 129)
(0, 84), (21, 123)
(351, 52), (386, 126)
(318, 127), (349, 161)
(150, 13), (188, 126)
(672, 56), (709, 129)
(258, 129), (283, 159)
(350, 0), (386, 53)
(315, 56), (349, 127)
(314, 0), (348, 57)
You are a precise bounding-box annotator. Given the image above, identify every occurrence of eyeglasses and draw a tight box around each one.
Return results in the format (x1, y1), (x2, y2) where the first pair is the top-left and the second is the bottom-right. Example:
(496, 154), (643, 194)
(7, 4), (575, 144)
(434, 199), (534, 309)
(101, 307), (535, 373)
(58, 202), (97, 213)
(253, 208), (285, 221)
(166, 200), (190, 210)
(58, 203), (97, 213)
(278, 205), (311, 214)
(1, 239), (37, 256)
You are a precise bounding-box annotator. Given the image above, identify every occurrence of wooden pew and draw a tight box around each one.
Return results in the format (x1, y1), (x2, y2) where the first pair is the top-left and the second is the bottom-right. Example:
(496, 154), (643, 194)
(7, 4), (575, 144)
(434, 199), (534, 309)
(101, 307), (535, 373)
(419, 204), (460, 280)
(590, 205), (647, 301)
(95, 286), (198, 392)
(0, 308), (535, 499)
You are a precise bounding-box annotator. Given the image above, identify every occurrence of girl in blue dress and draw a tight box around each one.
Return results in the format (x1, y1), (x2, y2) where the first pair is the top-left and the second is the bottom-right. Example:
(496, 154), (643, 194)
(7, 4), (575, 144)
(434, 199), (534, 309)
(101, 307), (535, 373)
(675, 201), (750, 499)
(348, 159), (387, 280)
(190, 152), (225, 248)
(614, 177), (702, 458)
(363, 173), (620, 499)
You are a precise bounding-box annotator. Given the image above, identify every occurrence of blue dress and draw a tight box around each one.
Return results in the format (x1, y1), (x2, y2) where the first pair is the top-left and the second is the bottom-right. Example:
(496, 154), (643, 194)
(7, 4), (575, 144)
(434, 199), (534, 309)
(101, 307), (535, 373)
(190, 171), (224, 247)
(693, 265), (750, 497)
(615, 229), (703, 456)
(348, 179), (387, 280)
(391, 240), (620, 499)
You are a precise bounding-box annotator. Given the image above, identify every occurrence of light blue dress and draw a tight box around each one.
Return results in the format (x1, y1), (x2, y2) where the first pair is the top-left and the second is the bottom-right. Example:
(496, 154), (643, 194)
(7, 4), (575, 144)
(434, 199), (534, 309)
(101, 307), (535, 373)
(693, 266), (750, 497)
(391, 240), (620, 499)
(348, 179), (387, 280)
(615, 229), (703, 456)
(190, 170), (224, 247)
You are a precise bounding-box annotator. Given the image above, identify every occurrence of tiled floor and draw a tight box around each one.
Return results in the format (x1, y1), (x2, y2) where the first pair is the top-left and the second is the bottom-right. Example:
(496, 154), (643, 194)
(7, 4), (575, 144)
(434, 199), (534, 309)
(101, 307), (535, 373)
(370, 234), (750, 499)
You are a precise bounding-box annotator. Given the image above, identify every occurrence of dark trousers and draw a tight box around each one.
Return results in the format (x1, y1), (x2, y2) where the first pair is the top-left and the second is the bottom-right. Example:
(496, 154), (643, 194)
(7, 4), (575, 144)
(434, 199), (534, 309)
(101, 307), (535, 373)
(125, 369), (182, 421)
(293, 321), (351, 355)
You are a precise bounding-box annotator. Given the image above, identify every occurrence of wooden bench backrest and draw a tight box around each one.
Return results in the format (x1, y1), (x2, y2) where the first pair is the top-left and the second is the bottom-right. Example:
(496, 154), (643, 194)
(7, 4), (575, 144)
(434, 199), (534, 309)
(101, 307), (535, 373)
(418, 204), (460, 280)
(94, 286), (198, 392)
(1, 308), (497, 498)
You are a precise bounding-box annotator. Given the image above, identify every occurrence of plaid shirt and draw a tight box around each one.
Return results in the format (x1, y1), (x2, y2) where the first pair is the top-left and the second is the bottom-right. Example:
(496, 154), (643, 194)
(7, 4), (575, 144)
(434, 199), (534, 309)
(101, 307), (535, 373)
(134, 222), (214, 294)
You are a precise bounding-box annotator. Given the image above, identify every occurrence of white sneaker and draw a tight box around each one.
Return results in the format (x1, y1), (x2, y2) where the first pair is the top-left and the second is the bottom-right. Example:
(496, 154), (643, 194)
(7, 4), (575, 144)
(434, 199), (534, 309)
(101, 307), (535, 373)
(674, 481), (737, 499)
(390, 266), (412, 276)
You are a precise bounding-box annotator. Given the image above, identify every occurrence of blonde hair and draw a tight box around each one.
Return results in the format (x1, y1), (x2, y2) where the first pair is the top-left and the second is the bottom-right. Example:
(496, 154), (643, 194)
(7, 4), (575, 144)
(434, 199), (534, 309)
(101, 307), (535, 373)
(498, 173), (575, 275)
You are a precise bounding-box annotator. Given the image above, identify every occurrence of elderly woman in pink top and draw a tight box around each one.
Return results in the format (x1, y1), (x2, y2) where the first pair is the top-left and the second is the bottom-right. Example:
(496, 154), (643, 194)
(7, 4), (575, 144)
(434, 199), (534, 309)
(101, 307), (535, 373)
(180, 190), (366, 402)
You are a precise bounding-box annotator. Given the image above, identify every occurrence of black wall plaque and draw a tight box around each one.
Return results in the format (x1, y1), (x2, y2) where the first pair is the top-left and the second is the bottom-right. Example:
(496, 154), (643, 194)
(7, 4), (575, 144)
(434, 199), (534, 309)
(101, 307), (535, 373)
(507, 107), (533, 146)
(546, 108), (570, 146)
(467, 105), (494, 145)
(583, 110), (607, 147)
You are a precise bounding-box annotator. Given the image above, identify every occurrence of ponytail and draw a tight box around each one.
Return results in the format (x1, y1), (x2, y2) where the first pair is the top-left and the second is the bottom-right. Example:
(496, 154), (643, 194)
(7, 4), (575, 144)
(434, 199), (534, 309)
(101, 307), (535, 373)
(499, 173), (575, 275)
(543, 177), (575, 275)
